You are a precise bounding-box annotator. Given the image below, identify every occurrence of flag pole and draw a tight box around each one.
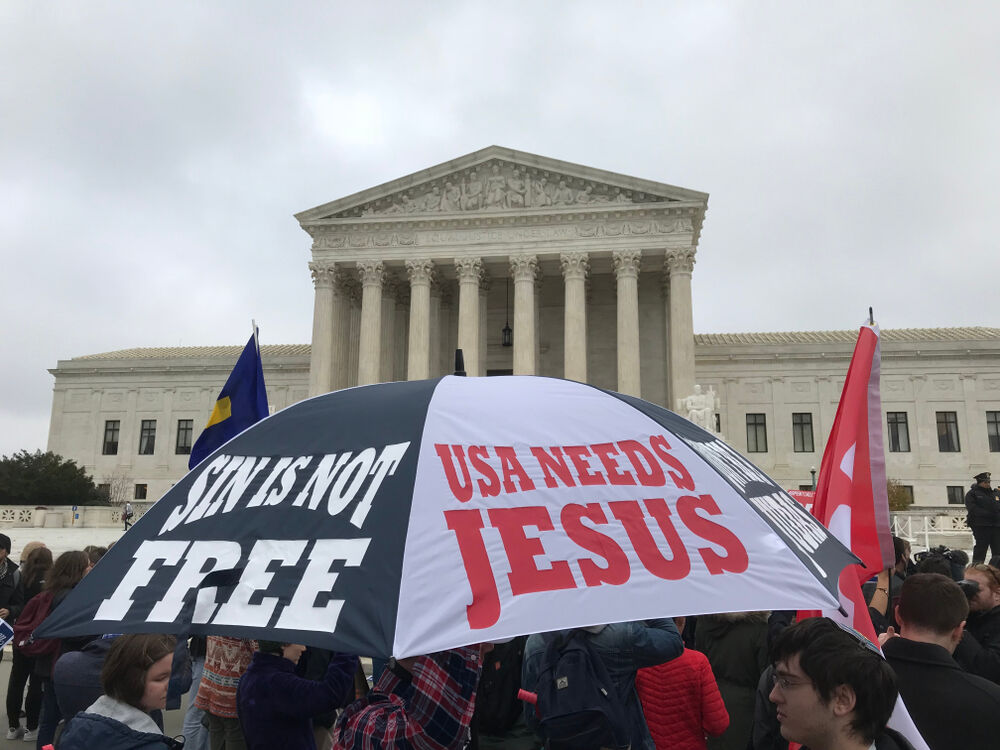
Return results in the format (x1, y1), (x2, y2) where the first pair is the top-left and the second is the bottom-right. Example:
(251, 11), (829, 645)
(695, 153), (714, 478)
(252, 319), (260, 354)
(868, 306), (874, 326)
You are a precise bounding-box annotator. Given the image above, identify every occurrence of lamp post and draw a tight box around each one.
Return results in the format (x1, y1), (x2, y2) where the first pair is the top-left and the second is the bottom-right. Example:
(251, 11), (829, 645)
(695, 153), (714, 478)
(810, 466), (817, 491)
(501, 277), (513, 347)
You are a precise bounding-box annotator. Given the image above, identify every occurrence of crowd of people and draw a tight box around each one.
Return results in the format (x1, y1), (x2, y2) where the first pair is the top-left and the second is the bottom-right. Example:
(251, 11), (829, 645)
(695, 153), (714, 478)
(0, 501), (998, 750)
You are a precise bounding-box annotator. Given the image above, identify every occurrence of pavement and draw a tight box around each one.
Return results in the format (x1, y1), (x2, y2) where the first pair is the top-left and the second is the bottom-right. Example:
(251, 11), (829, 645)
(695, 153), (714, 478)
(5, 526), (130, 562)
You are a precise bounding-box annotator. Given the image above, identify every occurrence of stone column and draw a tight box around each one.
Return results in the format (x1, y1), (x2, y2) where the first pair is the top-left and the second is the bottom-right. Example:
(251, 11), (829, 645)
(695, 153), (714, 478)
(405, 259), (434, 380)
(308, 261), (337, 396)
(479, 273), (489, 376)
(661, 270), (672, 403)
(346, 279), (361, 387)
(356, 260), (385, 385)
(379, 278), (398, 383)
(613, 249), (642, 396)
(560, 252), (589, 382)
(510, 254), (539, 375)
(394, 291), (409, 383)
(428, 280), (442, 378)
(665, 248), (696, 405)
(455, 257), (483, 376)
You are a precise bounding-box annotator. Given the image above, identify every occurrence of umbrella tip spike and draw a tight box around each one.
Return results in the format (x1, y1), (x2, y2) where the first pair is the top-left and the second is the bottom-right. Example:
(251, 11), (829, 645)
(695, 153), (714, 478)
(454, 349), (467, 377)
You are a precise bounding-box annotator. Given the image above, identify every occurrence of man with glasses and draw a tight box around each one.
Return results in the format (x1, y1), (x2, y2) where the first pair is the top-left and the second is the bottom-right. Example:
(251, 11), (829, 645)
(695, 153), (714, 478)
(965, 472), (1000, 564)
(768, 618), (911, 750)
(954, 563), (1000, 684)
(880, 573), (1000, 748)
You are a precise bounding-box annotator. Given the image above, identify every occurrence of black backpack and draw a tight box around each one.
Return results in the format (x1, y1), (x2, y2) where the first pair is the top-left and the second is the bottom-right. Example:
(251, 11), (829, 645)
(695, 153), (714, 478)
(474, 635), (528, 735)
(533, 630), (630, 750)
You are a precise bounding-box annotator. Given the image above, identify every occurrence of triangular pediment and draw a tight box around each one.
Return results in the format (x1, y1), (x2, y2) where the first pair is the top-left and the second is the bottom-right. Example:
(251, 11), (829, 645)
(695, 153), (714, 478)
(296, 146), (708, 223)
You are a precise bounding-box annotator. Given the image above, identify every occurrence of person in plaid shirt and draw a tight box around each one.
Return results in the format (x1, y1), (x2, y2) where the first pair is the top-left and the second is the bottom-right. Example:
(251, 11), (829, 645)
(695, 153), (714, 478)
(333, 646), (482, 750)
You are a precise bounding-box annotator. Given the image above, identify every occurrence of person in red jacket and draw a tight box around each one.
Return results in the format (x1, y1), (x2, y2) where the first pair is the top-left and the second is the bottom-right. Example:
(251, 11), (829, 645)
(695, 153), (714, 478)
(636, 617), (729, 750)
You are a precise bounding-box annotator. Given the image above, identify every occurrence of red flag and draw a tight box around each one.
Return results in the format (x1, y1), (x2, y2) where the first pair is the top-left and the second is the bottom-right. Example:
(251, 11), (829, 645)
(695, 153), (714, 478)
(794, 323), (929, 750)
(799, 323), (893, 640)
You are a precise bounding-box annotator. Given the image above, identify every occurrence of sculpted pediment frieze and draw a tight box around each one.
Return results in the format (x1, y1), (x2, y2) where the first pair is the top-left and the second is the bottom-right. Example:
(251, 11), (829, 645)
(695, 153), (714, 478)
(327, 159), (677, 219)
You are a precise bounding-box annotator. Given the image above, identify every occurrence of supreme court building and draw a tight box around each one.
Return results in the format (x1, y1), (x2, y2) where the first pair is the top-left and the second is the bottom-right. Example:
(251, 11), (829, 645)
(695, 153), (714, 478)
(47, 147), (1000, 507)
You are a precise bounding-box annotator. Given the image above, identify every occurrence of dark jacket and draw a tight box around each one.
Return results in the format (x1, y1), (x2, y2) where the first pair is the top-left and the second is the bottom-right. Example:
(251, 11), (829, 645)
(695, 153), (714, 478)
(695, 611), (769, 750)
(966, 483), (1000, 527)
(883, 637), (1000, 749)
(237, 649), (358, 750)
(953, 605), (1000, 683)
(523, 619), (683, 750)
(30, 587), (97, 679)
(53, 635), (118, 719)
(58, 696), (182, 750)
(0, 561), (25, 622)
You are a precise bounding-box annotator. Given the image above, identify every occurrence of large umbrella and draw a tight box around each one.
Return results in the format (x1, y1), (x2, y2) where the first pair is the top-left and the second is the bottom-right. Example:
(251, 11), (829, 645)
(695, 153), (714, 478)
(40, 376), (856, 658)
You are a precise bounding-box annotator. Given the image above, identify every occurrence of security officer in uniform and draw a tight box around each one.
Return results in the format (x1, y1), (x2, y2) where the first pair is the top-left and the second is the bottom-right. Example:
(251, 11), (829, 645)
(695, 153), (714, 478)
(966, 472), (1000, 563)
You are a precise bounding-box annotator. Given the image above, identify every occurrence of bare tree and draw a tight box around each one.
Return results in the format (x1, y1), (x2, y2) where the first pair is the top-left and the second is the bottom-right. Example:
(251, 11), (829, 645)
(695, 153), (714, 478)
(99, 470), (132, 508)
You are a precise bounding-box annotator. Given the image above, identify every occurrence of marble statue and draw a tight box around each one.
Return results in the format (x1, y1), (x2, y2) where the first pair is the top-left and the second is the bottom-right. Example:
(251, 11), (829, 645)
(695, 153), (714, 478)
(530, 176), (552, 207)
(553, 179), (575, 205)
(506, 169), (526, 208)
(483, 165), (507, 209)
(441, 181), (461, 212)
(677, 384), (720, 433)
(461, 171), (483, 211)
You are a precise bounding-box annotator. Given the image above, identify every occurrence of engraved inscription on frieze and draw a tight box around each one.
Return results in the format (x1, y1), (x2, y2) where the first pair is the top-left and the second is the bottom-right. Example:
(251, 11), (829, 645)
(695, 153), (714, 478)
(336, 159), (676, 218)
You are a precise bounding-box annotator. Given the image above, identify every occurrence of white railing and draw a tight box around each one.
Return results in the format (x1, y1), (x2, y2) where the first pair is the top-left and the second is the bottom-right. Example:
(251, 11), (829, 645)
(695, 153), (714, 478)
(891, 508), (972, 552)
(0, 503), (156, 529)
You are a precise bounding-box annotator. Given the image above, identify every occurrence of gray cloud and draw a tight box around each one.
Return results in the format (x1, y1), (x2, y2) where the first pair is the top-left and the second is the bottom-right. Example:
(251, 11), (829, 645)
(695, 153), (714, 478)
(2, 1), (997, 456)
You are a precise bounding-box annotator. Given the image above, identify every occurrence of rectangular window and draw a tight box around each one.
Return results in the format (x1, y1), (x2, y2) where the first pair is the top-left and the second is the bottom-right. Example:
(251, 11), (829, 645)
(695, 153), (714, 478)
(988, 411), (1000, 453)
(134, 484), (147, 500)
(900, 485), (915, 505)
(138, 420), (157, 455)
(102, 420), (120, 455)
(887, 412), (910, 453)
(947, 486), (965, 505)
(97, 483), (111, 498)
(936, 411), (960, 452)
(176, 419), (193, 455)
(746, 413), (768, 453)
(792, 413), (814, 453)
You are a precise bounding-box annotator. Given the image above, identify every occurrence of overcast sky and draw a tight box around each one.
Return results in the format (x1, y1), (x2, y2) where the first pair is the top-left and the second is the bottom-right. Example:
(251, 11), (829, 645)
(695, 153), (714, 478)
(2, 1), (998, 458)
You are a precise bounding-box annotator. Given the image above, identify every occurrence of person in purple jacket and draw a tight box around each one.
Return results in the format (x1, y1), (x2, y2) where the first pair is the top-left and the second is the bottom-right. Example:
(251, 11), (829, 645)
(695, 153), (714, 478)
(237, 640), (357, 750)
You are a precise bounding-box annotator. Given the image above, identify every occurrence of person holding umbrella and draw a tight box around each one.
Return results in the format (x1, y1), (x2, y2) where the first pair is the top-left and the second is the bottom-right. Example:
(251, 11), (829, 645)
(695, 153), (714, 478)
(334, 646), (482, 750)
(237, 640), (357, 750)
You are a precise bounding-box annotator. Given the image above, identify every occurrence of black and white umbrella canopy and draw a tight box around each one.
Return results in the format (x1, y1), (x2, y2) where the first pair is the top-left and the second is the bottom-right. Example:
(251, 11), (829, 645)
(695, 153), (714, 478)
(40, 376), (856, 658)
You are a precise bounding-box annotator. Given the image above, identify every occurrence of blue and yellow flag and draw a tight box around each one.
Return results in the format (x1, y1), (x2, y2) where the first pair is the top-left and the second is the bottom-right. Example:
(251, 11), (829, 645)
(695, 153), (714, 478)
(188, 334), (269, 469)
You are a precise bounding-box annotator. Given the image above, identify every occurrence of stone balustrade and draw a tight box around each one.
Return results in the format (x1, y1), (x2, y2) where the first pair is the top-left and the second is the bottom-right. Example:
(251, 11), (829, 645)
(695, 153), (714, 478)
(0, 503), (155, 529)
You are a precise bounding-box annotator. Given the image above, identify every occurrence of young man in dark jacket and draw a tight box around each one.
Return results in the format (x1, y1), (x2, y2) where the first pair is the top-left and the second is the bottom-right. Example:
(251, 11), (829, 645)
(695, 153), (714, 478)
(769, 618), (913, 750)
(880, 573), (1000, 749)
(966, 472), (1000, 564)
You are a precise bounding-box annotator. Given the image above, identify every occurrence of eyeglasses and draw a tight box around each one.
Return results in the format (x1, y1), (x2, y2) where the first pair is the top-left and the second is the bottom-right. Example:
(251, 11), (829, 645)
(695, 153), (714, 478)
(770, 671), (813, 691)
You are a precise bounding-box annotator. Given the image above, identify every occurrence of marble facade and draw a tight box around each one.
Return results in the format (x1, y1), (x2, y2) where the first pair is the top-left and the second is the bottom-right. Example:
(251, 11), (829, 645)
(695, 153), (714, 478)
(44, 148), (1000, 510)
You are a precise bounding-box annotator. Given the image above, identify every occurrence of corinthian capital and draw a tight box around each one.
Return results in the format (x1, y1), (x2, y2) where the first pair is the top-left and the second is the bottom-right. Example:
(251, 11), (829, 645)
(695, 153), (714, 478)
(560, 252), (590, 282)
(664, 247), (696, 274)
(612, 249), (642, 280)
(356, 260), (386, 288)
(509, 253), (539, 283)
(454, 256), (484, 284)
(308, 261), (339, 289)
(405, 258), (435, 287)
